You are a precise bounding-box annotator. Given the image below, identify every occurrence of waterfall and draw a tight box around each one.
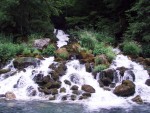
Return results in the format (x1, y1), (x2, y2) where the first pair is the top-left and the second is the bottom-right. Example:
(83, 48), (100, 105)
(0, 30), (149, 110)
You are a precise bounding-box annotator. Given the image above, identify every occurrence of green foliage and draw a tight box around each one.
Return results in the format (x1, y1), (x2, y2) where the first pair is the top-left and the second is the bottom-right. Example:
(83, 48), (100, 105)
(0, 43), (26, 62)
(94, 56), (102, 65)
(95, 32), (115, 45)
(125, 0), (150, 43)
(42, 45), (56, 56)
(93, 64), (108, 72)
(78, 30), (96, 50)
(58, 52), (69, 60)
(123, 41), (142, 56)
(93, 43), (116, 62)
(22, 48), (32, 56)
(33, 49), (41, 56)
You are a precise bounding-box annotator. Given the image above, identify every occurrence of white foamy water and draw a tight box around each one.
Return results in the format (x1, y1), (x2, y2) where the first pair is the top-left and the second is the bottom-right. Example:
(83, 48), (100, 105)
(54, 29), (69, 48)
(0, 57), (54, 100)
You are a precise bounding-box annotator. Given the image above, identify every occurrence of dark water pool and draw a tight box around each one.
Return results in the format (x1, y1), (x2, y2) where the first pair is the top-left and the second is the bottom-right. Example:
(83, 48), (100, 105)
(0, 100), (150, 113)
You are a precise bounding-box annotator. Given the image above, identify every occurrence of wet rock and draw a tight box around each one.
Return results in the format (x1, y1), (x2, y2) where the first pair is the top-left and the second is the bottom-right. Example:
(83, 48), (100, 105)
(145, 58), (150, 66)
(109, 83), (116, 88)
(26, 86), (36, 96)
(13, 57), (39, 69)
(50, 88), (58, 95)
(42, 75), (51, 84)
(116, 67), (128, 77)
(64, 80), (71, 86)
(85, 63), (92, 72)
(132, 95), (143, 104)
(81, 84), (95, 93)
(101, 77), (112, 86)
(0, 94), (5, 97)
(71, 85), (79, 90)
(43, 81), (61, 89)
(0, 68), (11, 74)
(61, 95), (67, 101)
(145, 79), (150, 86)
(33, 38), (50, 50)
(98, 80), (104, 87)
(113, 80), (135, 97)
(71, 95), (76, 101)
(49, 96), (55, 100)
(100, 68), (115, 81)
(5, 92), (16, 100)
(60, 87), (66, 93)
(82, 92), (91, 97)
(33, 73), (44, 85)
(79, 96), (88, 100)
(72, 90), (81, 95)
(50, 71), (59, 81)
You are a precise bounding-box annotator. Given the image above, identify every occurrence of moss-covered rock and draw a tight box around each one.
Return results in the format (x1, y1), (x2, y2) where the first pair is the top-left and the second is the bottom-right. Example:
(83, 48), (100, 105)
(132, 95), (143, 104)
(81, 84), (95, 93)
(113, 80), (135, 97)
(13, 57), (39, 69)
(0, 68), (11, 74)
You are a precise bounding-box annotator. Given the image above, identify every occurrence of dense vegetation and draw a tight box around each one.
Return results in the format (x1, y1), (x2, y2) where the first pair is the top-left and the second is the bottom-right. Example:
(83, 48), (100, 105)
(0, 0), (149, 64)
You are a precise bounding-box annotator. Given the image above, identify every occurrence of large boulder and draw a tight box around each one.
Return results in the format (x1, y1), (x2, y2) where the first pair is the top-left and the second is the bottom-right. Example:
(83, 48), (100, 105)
(113, 80), (135, 97)
(13, 57), (39, 69)
(33, 38), (50, 50)
(81, 84), (95, 93)
(5, 92), (16, 100)
(0, 68), (11, 74)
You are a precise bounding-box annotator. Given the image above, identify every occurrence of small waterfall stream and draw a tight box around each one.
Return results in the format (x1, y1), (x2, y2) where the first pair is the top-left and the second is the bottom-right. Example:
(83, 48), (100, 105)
(0, 30), (149, 110)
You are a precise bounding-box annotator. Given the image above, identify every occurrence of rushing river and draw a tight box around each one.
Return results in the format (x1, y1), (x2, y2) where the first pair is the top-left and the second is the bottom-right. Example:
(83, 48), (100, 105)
(1, 100), (150, 113)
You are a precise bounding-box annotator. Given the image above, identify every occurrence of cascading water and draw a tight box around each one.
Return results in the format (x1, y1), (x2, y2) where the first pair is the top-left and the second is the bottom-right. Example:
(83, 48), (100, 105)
(0, 29), (150, 110)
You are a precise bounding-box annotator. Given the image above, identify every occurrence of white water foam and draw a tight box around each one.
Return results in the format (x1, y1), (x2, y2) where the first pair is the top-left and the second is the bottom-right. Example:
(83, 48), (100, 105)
(0, 57), (54, 100)
(54, 29), (69, 48)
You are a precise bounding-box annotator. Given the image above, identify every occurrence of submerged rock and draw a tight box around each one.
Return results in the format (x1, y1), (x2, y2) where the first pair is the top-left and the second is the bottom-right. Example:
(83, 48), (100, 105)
(113, 80), (135, 97)
(81, 84), (95, 93)
(145, 79), (150, 86)
(5, 92), (16, 100)
(71, 85), (79, 90)
(0, 68), (11, 74)
(132, 95), (143, 104)
(64, 80), (71, 86)
(60, 87), (66, 93)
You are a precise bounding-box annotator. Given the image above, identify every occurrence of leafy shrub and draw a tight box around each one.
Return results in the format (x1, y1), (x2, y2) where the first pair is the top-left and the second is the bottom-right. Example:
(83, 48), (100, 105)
(78, 31), (96, 50)
(22, 48), (32, 56)
(0, 43), (19, 62)
(93, 43), (107, 55)
(93, 43), (116, 62)
(42, 44), (56, 56)
(93, 64), (108, 72)
(123, 41), (142, 56)
(95, 33), (115, 45)
(58, 52), (69, 60)
(94, 56), (102, 65)
(33, 49), (41, 56)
